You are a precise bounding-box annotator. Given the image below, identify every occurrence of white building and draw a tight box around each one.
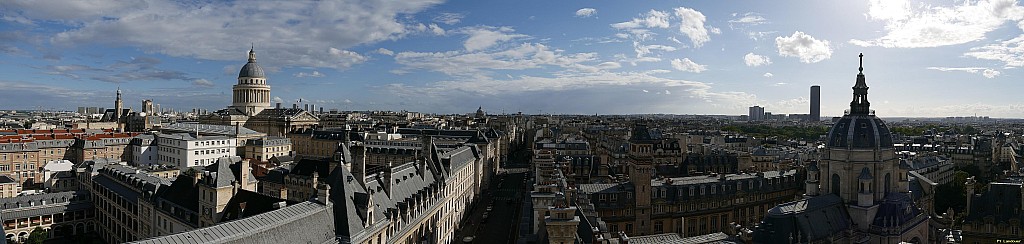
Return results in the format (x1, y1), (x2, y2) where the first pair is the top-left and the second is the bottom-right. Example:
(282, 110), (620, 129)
(156, 133), (237, 169)
(130, 134), (159, 166)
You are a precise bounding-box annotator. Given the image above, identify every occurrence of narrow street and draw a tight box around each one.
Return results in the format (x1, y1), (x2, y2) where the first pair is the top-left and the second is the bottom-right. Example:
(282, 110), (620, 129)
(457, 158), (530, 243)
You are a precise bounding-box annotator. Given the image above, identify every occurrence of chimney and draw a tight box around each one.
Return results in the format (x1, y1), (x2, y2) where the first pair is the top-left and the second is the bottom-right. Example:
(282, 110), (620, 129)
(272, 201), (287, 209)
(276, 103), (281, 109)
(316, 183), (331, 204)
(234, 124), (240, 136)
(293, 103), (298, 110)
(382, 161), (393, 196)
(239, 159), (251, 190)
(192, 169), (202, 186)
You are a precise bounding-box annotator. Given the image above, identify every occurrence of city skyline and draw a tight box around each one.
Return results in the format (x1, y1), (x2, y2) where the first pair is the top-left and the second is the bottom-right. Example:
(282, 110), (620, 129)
(1, 0), (1023, 117)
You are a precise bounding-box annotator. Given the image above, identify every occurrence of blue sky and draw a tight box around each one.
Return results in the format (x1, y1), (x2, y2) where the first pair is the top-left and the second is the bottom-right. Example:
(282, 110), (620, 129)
(1, 0), (1023, 117)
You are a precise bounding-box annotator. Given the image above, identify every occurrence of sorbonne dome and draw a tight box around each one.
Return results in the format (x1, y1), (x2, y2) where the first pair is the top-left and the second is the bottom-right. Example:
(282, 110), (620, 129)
(752, 54), (928, 244)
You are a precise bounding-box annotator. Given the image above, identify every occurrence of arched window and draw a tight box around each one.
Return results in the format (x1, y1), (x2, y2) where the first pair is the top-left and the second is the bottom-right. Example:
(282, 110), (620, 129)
(831, 174), (841, 196)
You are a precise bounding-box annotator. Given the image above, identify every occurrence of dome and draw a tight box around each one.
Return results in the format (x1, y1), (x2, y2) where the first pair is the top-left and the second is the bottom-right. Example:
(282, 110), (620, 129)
(825, 53), (892, 150)
(238, 48), (265, 78)
(826, 115), (893, 149)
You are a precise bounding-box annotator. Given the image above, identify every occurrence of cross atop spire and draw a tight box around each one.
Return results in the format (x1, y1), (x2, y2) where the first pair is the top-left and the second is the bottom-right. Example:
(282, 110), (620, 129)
(858, 53), (864, 73)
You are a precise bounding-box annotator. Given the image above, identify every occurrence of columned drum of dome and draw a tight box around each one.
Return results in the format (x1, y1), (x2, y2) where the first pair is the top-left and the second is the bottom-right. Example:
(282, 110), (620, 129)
(230, 48), (272, 116)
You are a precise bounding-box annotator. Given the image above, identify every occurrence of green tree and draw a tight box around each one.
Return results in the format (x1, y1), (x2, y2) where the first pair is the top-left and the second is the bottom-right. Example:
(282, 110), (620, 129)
(25, 227), (47, 244)
(934, 171), (971, 215)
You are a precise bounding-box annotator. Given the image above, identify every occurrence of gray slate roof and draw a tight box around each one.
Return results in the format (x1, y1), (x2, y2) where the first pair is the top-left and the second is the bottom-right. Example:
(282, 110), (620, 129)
(752, 194), (850, 243)
(162, 123), (263, 137)
(0, 191), (92, 220)
(129, 201), (337, 244)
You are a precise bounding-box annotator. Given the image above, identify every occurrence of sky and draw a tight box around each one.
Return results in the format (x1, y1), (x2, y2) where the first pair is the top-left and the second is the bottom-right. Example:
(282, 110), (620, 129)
(1, 0), (1023, 117)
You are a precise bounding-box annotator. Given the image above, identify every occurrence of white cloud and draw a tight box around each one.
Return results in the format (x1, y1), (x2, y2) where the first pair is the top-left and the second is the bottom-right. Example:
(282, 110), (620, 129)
(728, 12), (767, 25)
(375, 48), (395, 56)
(459, 26), (528, 52)
(597, 62), (621, 70)
(743, 53), (772, 67)
(763, 72), (773, 77)
(6, 0), (445, 70)
(633, 42), (677, 58)
(964, 34), (1024, 67)
(670, 58), (706, 73)
(575, 8), (597, 18)
(642, 89), (650, 93)
(775, 31), (832, 63)
(433, 12), (464, 25)
(673, 7), (712, 47)
(771, 82), (788, 86)
(272, 96), (284, 103)
(192, 79), (214, 87)
(983, 69), (1001, 78)
(612, 9), (671, 29)
(326, 48), (368, 68)
(295, 70), (325, 78)
(851, 0), (1024, 48)
(428, 23), (446, 36)
(394, 43), (601, 76)
(926, 67), (1001, 78)
(664, 90), (671, 94)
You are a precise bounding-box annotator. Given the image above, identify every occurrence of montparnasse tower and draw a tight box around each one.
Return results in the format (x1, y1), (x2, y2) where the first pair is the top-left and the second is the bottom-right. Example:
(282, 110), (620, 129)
(230, 46), (271, 116)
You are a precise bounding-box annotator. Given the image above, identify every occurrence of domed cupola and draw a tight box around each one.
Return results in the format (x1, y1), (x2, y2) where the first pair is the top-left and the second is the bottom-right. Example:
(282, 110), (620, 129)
(238, 47), (265, 78)
(230, 46), (272, 116)
(825, 53), (893, 150)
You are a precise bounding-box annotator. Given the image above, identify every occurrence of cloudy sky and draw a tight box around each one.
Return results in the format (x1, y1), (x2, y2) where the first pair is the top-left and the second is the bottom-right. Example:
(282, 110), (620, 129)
(1, 0), (1023, 117)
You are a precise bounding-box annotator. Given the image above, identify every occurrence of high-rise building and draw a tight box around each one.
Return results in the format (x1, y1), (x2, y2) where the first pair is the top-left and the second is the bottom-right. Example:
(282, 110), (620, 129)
(810, 85), (820, 122)
(748, 106), (765, 121)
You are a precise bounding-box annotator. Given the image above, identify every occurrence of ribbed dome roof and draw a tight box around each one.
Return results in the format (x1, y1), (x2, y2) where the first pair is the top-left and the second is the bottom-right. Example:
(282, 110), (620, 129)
(826, 53), (892, 150)
(238, 48), (265, 78)
(826, 115), (893, 150)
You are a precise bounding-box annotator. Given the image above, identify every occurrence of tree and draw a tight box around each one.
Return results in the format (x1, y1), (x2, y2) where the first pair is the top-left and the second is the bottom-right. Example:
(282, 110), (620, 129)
(934, 171), (971, 215)
(25, 227), (47, 244)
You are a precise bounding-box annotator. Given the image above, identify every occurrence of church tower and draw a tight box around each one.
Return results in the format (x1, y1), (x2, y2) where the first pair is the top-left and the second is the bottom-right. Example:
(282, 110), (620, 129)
(627, 124), (656, 236)
(114, 87), (123, 120)
(230, 47), (271, 116)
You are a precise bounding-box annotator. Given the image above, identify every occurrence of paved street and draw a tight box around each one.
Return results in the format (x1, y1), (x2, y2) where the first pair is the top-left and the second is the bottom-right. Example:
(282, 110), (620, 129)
(457, 160), (530, 243)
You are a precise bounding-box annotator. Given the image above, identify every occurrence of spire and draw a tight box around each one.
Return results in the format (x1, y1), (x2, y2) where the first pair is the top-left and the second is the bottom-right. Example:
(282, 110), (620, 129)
(850, 53), (871, 115)
(116, 86), (122, 100)
(248, 45), (256, 63)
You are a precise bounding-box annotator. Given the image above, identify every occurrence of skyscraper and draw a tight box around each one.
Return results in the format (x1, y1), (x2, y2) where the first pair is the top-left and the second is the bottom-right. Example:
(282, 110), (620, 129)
(810, 85), (820, 122)
(748, 106), (765, 121)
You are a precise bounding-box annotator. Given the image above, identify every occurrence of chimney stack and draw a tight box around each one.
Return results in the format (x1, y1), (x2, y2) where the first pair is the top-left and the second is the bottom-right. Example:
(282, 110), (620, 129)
(383, 161), (393, 196)
(276, 103), (281, 109)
